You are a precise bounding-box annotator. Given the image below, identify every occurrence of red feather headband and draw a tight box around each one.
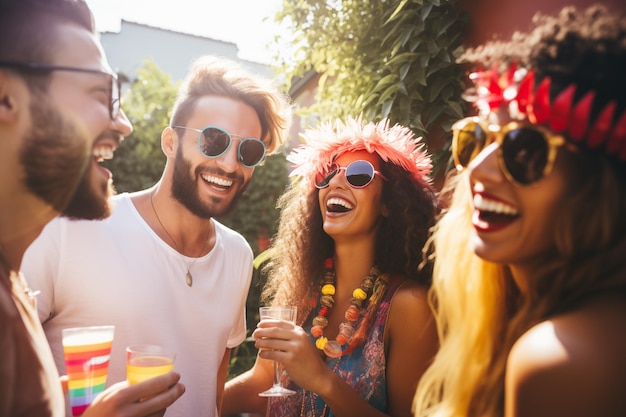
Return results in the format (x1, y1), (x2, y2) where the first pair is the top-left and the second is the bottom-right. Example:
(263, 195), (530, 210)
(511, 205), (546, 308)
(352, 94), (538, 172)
(470, 63), (626, 161)
(288, 116), (433, 187)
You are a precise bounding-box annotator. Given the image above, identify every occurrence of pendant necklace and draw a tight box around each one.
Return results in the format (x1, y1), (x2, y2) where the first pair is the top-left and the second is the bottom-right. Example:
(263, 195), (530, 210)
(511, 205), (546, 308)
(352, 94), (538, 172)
(149, 190), (211, 287)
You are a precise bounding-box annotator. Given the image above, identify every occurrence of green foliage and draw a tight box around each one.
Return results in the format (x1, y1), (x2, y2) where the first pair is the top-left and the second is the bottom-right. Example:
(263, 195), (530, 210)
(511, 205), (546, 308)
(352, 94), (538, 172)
(103, 58), (178, 192)
(216, 152), (289, 256)
(273, 0), (468, 170)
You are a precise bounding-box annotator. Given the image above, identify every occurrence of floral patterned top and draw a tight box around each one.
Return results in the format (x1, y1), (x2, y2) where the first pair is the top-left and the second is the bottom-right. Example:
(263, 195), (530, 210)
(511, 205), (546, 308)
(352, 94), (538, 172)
(268, 275), (405, 417)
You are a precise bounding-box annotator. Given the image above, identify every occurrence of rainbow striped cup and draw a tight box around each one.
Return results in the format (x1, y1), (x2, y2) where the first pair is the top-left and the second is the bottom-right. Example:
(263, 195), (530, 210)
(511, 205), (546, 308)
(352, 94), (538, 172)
(62, 325), (115, 416)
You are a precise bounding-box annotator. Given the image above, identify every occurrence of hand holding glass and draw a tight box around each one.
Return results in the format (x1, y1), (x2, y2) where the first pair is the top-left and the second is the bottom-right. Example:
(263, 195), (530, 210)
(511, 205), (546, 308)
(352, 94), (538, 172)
(258, 306), (298, 397)
(126, 345), (175, 385)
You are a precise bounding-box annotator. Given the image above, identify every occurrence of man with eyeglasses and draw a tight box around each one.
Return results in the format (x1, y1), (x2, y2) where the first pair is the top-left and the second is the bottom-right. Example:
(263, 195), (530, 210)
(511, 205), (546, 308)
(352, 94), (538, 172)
(22, 54), (292, 416)
(0, 0), (186, 416)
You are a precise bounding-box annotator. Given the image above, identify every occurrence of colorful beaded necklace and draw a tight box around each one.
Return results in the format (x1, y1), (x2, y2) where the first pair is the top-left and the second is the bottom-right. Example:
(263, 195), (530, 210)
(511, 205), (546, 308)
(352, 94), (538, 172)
(311, 258), (379, 358)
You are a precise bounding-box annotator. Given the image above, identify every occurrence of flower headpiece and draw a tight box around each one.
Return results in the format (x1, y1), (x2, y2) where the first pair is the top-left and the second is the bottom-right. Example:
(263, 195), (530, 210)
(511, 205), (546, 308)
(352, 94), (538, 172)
(288, 116), (433, 186)
(469, 63), (626, 161)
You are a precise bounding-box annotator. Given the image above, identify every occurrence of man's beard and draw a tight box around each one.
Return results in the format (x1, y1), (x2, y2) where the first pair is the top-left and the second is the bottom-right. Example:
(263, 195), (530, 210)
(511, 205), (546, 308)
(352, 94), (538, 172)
(61, 170), (115, 220)
(20, 94), (114, 220)
(170, 145), (249, 219)
(20, 95), (89, 213)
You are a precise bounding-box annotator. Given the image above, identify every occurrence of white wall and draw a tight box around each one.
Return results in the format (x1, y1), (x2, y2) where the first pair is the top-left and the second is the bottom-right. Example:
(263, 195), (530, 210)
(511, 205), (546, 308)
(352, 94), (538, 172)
(100, 20), (273, 82)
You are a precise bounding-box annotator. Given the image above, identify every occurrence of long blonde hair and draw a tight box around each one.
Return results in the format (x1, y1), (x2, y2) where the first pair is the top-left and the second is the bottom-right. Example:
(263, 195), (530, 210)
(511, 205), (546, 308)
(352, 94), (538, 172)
(415, 6), (626, 415)
(413, 172), (510, 417)
(415, 156), (626, 417)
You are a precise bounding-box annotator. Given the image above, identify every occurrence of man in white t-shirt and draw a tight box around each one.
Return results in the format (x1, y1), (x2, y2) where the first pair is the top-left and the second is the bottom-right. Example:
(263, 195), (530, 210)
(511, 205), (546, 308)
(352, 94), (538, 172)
(22, 55), (291, 417)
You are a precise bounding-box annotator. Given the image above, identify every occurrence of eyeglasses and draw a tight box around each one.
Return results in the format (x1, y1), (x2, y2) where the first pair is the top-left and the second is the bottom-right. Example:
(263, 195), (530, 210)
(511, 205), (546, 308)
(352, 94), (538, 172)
(0, 61), (120, 120)
(173, 125), (266, 168)
(452, 117), (565, 186)
(315, 160), (387, 189)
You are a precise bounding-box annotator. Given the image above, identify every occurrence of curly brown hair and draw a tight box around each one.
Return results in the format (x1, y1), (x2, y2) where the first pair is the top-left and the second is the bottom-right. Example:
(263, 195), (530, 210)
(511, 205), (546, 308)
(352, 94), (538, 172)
(261, 157), (438, 325)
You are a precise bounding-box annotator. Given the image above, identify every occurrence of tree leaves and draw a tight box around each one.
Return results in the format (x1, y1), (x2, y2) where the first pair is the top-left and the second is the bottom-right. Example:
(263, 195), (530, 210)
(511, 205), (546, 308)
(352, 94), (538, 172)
(274, 0), (468, 155)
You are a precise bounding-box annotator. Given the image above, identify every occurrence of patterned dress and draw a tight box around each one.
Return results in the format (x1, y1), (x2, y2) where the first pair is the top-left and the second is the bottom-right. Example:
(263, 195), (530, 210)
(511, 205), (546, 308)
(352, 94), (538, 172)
(268, 276), (404, 417)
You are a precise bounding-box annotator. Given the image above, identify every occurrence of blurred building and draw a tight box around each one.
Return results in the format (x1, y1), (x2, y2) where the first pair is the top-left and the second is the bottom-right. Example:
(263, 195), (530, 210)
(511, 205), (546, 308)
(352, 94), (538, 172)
(99, 20), (273, 83)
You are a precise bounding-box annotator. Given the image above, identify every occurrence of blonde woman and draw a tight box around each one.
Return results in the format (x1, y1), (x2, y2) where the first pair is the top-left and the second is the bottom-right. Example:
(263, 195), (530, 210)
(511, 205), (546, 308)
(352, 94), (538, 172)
(414, 5), (626, 417)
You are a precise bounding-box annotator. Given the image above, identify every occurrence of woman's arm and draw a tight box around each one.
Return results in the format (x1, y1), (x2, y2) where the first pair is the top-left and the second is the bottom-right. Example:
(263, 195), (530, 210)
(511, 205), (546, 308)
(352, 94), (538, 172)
(385, 283), (438, 417)
(254, 282), (438, 417)
(222, 352), (274, 415)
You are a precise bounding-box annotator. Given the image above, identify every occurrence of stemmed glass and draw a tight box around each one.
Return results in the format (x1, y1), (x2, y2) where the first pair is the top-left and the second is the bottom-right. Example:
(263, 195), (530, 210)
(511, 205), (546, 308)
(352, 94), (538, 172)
(258, 306), (298, 397)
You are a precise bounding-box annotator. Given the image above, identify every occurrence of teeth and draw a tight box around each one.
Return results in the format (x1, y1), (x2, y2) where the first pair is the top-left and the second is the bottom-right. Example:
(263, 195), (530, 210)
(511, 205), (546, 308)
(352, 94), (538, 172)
(93, 145), (114, 160)
(201, 174), (233, 187)
(327, 197), (353, 210)
(473, 194), (518, 215)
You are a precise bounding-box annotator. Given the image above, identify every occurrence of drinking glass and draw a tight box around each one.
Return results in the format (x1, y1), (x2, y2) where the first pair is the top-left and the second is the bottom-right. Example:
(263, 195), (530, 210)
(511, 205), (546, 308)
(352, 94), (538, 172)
(62, 325), (115, 416)
(126, 344), (175, 385)
(258, 306), (297, 397)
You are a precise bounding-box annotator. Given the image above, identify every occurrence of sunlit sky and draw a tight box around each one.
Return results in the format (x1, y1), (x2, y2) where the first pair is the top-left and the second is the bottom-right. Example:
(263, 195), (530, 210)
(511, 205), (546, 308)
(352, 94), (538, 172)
(85, 0), (287, 64)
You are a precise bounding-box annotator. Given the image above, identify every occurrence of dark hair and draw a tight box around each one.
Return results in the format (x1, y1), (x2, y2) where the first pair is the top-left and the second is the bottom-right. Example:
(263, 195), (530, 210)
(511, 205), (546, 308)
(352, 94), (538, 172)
(459, 4), (626, 129)
(377, 161), (437, 284)
(0, 0), (94, 63)
(0, 0), (94, 93)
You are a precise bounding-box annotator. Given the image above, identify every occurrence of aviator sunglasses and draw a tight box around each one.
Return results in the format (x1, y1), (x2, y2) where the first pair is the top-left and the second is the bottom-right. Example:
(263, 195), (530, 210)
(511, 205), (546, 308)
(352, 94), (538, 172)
(315, 160), (387, 189)
(452, 116), (566, 186)
(173, 125), (266, 168)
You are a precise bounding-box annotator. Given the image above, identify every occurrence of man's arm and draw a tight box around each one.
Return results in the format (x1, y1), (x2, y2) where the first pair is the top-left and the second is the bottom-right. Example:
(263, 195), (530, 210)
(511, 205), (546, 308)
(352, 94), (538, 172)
(216, 347), (230, 416)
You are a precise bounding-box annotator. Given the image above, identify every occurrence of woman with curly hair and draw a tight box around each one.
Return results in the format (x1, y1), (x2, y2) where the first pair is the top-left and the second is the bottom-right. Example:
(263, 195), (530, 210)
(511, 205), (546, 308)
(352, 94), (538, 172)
(223, 116), (439, 417)
(414, 5), (626, 417)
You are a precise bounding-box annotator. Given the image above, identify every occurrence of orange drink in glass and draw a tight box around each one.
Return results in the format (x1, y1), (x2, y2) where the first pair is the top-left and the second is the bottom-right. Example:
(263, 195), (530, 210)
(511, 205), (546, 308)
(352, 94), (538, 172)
(126, 344), (175, 385)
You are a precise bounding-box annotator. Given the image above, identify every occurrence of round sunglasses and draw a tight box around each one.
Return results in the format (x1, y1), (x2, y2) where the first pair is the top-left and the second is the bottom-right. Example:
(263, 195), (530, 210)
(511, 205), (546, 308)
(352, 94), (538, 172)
(173, 125), (266, 168)
(315, 160), (387, 189)
(452, 117), (566, 186)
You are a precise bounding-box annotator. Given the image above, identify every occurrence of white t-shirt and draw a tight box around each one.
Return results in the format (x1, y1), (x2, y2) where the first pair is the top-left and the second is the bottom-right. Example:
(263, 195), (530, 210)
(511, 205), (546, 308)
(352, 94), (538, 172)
(21, 193), (253, 417)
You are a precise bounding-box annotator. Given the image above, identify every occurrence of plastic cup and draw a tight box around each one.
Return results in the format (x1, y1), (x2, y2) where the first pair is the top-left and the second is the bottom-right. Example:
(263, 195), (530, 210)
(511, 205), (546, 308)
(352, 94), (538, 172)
(62, 325), (115, 416)
(126, 344), (175, 385)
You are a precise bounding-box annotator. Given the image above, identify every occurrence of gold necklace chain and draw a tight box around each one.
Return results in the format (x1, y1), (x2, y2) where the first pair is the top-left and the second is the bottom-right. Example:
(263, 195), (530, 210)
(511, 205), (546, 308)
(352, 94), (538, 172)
(149, 190), (210, 287)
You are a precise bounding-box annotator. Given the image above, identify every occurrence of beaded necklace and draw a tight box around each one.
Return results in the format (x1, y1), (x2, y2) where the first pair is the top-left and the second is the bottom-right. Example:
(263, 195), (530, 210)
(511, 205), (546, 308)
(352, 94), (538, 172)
(311, 258), (379, 358)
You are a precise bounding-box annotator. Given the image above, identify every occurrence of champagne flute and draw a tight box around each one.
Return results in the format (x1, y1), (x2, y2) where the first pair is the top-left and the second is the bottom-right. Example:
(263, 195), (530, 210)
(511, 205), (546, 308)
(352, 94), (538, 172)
(258, 305), (298, 397)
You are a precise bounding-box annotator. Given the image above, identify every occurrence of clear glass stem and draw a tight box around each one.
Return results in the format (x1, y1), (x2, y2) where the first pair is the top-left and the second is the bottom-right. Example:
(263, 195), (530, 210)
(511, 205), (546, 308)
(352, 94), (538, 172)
(273, 360), (281, 387)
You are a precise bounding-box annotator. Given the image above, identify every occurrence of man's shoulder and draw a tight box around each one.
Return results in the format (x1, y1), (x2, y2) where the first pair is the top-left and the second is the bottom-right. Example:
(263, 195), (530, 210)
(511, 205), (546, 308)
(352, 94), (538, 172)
(213, 220), (250, 246)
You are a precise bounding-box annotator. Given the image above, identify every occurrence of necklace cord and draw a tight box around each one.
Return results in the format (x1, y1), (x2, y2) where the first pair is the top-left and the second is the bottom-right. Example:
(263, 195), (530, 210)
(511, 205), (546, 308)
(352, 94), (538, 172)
(149, 190), (211, 286)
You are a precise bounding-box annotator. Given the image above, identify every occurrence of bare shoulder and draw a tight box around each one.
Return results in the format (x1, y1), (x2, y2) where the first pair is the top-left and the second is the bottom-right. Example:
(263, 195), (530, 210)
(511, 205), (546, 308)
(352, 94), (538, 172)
(386, 278), (434, 338)
(388, 279), (431, 318)
(505, 295), (626, 417)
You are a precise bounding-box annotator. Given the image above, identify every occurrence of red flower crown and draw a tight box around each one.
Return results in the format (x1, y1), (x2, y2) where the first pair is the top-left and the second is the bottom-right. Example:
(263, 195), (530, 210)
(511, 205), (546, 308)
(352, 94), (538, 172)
(469, 63), (626, 161)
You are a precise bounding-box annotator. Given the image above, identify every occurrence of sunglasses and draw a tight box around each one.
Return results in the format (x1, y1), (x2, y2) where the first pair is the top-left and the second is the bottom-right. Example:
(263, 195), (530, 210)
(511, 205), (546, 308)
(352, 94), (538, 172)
(452, 117), (566, 186)
(173, 125), (266, 168)
(315, 160), (387, 189)
(0, 61), (120, 120)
